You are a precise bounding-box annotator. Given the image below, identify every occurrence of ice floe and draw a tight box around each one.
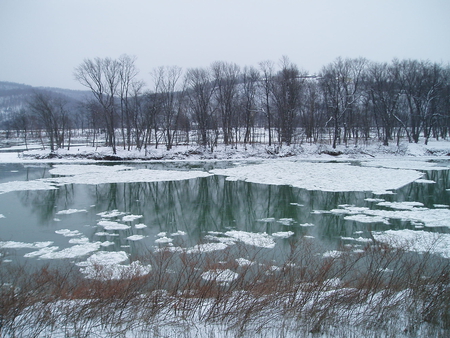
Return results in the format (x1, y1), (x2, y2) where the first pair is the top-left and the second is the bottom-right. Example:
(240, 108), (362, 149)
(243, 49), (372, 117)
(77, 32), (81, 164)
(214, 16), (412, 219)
(46, 164), (212, 186)
(373, 230), (450, 259)
(211, 161), (424, 192)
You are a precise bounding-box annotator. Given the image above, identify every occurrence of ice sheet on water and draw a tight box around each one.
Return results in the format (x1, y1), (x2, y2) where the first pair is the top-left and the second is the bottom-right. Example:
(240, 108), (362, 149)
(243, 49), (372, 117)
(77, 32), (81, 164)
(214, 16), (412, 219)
(122, 214), (143, 222)
(56, 209), (87, 215)
(45, 164), (212, 186)
(0, 180), (57, 194)
(55, 229), (83, 237)
(361, 159), (449, 171)
(97, 220), (130, 230)
(373, 230), (450, 258)
(211, 161), (424, 192)
(272, 231), (295, 238)
(77, 251), (152, 280)
(0, 241), (53, 249)
(224, 230), (276, 248)
(127, 235), (146, 241)
(39, 242), (102, 259)
(328, 203), (450, 228)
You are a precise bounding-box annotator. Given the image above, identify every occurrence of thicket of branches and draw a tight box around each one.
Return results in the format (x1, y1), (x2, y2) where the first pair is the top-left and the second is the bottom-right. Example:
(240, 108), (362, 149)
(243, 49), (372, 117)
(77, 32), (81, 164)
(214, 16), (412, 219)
(1, 239), (450, 337)
(6, 55), (450, 153)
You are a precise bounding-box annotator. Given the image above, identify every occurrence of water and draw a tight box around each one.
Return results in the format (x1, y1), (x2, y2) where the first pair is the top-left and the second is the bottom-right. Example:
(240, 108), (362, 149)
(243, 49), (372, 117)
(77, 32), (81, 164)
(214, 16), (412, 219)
(0, 161), (449, 270)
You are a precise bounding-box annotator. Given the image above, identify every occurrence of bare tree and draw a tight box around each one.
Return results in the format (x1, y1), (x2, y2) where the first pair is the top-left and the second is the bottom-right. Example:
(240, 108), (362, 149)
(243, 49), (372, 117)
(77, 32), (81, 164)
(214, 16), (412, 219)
(74, 57), (120, 154)
(28, 91), (70, 151)
(241, 66), (260, 145)
(258, 60), (275, 146)
(184, 67), (216, 148)
(152, 66), (184, 150)
(272, 56), (304, 145)
(211, 61), (240, 146)
(118, 54), (141, 150)
(320, 57), (367, 148)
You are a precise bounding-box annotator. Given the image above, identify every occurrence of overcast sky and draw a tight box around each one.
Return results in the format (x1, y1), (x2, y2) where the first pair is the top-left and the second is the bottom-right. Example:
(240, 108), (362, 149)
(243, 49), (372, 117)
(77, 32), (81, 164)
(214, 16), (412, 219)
(1, 0), (449, 90)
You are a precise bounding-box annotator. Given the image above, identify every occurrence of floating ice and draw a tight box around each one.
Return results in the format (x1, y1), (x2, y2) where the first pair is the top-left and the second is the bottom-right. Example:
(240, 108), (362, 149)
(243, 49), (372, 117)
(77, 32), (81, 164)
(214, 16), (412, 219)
(135, 223), (148, 229)
(98, 220), (130, 230)
(55, 229), (83, 237)
(122, 214), (143, 222)
(127, 235), (146, 241)
(186, 242), (229, 253)
(211, 161), (424, 192)
(224, 230), (276, 248)
(46, 165), (212, 186)
(272, 231), (295, 238)
(97, 210), (127, 218)
(56, 209), (87, 215)
(373, 229), (450, 258)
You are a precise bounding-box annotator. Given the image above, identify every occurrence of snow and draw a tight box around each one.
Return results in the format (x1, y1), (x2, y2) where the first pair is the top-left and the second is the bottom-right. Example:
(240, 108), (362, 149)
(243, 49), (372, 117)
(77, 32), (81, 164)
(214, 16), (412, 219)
(272, 231), (295, 238)
(373, 230), (450, 259)
(97, 220), (130, 230)
(211, 161), (424, 193)
(55, 209), (87, 215)
(224, 230), (276, 248)
(46, 164), (212, 185)
(328, 203), (450, 228)
(127, 235), (146, 241)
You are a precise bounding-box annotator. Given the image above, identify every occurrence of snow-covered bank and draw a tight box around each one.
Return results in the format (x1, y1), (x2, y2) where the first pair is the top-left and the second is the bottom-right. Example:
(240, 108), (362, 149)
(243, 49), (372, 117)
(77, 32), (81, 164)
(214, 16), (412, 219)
(1, 139), (450, 163)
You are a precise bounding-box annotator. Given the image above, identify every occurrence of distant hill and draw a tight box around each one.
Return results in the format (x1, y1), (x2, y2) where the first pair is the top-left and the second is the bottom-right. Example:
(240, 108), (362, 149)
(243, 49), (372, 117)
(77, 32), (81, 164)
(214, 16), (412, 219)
(0, 81), (92, 125)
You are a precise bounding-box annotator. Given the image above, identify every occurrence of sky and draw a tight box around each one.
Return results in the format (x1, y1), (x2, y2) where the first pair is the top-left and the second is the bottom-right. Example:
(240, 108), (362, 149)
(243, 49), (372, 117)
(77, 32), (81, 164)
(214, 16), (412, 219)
(1, 0), (449, 91)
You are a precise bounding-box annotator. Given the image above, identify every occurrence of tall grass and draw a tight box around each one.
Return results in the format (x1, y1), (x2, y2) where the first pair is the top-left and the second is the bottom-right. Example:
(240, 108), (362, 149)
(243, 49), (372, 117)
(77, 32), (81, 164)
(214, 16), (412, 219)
(1, 238), (449, 337)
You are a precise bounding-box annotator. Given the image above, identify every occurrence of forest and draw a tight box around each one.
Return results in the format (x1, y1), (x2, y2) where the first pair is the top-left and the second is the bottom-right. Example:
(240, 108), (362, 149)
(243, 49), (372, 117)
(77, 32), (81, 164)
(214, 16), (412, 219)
(3, 55), (450, 153)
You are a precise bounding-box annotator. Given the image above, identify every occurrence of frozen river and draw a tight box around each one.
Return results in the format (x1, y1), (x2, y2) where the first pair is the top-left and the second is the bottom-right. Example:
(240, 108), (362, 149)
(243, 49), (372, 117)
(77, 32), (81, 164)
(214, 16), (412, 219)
(1, 159), (449, 278)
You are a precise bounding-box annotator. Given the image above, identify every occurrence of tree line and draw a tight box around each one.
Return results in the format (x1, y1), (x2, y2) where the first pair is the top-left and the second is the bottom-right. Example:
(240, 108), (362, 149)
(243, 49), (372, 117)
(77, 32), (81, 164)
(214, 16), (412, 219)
(6, 55), (450, 153)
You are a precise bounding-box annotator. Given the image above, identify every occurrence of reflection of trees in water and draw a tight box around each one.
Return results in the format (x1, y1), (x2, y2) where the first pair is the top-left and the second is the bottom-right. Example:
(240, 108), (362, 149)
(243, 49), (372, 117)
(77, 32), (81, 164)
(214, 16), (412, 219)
(19, 184), (75, 224)
(13, 167), (450, 255)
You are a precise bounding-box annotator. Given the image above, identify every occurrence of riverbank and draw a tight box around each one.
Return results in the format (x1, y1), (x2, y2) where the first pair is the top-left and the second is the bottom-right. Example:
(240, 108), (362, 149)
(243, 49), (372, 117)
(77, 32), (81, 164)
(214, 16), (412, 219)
(1, 139), (450, 163)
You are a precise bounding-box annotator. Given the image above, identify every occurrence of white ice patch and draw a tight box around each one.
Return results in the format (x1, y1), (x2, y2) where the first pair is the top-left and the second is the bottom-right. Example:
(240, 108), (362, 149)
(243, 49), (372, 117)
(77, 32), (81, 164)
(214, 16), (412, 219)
(127, 235), (146, 241)
(361, 159), (449, 171)
(0, 241), (53, 249)
(373, 230), (450, 258)
(39, 242), (102, 259)
(122, 214), (143, 222)
(97, 210), (127, 218)
(344, 214), (390, 224)
(415, 179), (436, 184)
(45, 165), (212, 186)
(331, 203), (450, 228)
(211, 161), (424, 192)
(77, 251), (152, 280)
(56, 209), (87, 215)
(135, 223), (147, 229)
(0, 214), (5, 218)
(0, 180), (57, 194)
(186, 242), (229, 253)
(377, 201), (425, 210)
(201, 269), (238, 282)
(98, 220), (130, 230)
(55, 229), (83, 237)
(155, 236), (173, 244)
(277, 218), (295, 225)
(236, 258), (255, 266)
(224, 230), (276, 248)
(272, 231), (295, 238)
